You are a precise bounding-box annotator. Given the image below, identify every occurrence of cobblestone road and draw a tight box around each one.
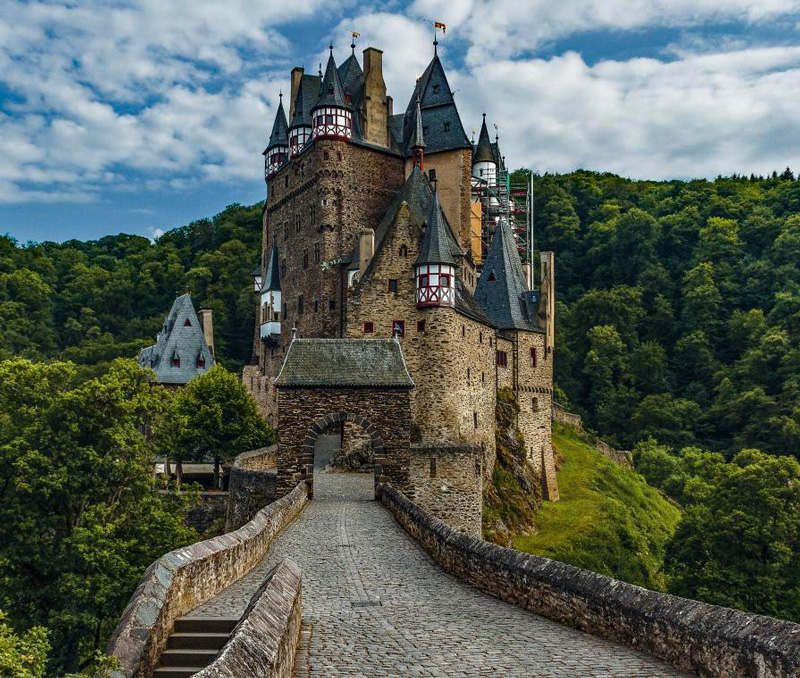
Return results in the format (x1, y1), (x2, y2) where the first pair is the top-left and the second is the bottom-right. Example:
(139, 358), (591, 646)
(193, 444), (684, 676)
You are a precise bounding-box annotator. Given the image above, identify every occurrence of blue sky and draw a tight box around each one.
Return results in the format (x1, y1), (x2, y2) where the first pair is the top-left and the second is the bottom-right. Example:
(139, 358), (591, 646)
(4, 0), (800, 243)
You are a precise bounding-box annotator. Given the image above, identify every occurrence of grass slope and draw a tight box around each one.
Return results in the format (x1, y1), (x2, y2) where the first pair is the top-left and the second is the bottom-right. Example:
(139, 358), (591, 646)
(514, 423), (681, 591)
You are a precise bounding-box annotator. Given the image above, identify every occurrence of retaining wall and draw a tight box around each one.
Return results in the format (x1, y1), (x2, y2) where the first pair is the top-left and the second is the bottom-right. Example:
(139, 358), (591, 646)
(194, 559), (302, 678)
(552, 402), (632, 469)
(380, 484), (800, 678)
(106, 482), (309, 678)
(225, 447), (278, 532)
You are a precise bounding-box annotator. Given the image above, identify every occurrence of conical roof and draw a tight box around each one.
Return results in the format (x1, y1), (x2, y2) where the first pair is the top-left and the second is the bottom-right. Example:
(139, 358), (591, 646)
(264, 243), (281, 292)
(266, 97), (289, 150)
(474, 219), (536, 330)
(415, 190), (457, 266)
(312, 50), (350, 110)
(473, 115), (494, 164)
(338, 52), (363, 104)
(290, 74), (319, 129)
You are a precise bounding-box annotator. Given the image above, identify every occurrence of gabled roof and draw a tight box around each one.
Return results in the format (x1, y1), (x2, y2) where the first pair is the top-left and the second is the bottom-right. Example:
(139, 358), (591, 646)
(275, 338), (414, 388)
(474, 220), (540, 331)
(312, 51), (350, 110)
(473, 115), (494, 164)
(290, 74), (319, 129)
(137, 293), (214, 385)
(402, 54), (470, 155)
(416, 190), (457, 266)
(264, 244), (280, 292)
(266, 97), (289, 151)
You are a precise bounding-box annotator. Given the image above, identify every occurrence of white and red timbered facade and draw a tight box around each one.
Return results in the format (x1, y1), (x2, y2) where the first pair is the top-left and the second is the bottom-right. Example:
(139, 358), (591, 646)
(415, 263), (456, 307)
(265, 145), (288, 180)
(289, 126), (311, 157)
(312, 106), (353, 141)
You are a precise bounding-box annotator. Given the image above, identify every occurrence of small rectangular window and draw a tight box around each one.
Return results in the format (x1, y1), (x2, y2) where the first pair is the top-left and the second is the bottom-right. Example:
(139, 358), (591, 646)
(462, 325), (465, 337)
(497, 351), (508, 367)
(473, 412), (478, 429)
(303, 249), (309, 269)
(393, 320), (405, 337)
(282, 302), (287, 320)
(530, 347), (537, 368)
(314, 242), (320, 264)
(467, 367), (470, 382)
(430, 458), (437, 478)
(388, 279), (398, 293)
(363, 321), (374, 333)
(479, 331), (483, 344)
(532, 397), (540, 412)
(298, 296), (304, 316)
(416, 320), (426, 333)
(314, 300), (319, 313)
(329, 299), (336, 311)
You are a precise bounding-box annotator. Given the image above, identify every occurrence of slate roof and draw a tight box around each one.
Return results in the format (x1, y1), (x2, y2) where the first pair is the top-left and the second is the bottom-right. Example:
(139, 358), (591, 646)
(313, 51), (350, 110)
(274, 338), (414, 388)
(473, 116), (494, 164)
(416, 190), (457, 266)
(137, 293), (214, 385)
(411, 98), (426, 149)
(290, 74), (319, 129)
(474, 219), (541, 332)
(266, 97), (289, 151)
(264, 244), (281, 291)
(400, 54), (471, 155)
(338, 52), (364, 108)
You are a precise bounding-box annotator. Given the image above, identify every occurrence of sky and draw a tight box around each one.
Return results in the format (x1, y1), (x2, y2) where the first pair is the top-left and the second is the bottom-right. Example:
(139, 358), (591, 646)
(4, 1), (800, 243)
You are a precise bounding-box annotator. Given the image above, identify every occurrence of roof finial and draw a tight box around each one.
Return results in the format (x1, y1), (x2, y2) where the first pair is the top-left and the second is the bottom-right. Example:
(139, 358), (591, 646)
(279, 90), (283, 102)
(351, 30), (358, 54)
(433, 37), (438, 55)
(329, 44), (334, 57)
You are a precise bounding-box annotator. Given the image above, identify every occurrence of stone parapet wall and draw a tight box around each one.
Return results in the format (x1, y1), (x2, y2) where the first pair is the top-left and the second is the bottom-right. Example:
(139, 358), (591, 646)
(187, 492), (230, 534)
(195, 559), (302, 678)
(106, 483), (309, 678)
(408, 442), (482, 537)
(225, 447), (278, 532)
(552, 402), (633, 469)
(380, 484), (800, 678)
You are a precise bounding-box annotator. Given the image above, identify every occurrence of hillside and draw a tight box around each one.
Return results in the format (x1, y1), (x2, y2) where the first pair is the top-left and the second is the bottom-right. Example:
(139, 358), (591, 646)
(514, 423), (681, 591)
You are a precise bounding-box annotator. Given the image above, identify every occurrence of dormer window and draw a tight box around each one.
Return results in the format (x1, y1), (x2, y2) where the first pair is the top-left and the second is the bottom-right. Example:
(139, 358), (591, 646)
(184, 318), (191, 327)
(197, 353), (206, 368)
(444, 122), (451, 132)
(171, 353), (180, 368)
(487, 271), (496, 282)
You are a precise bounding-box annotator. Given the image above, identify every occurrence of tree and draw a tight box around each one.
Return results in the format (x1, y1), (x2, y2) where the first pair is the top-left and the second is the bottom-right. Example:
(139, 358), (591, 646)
(157, 365), (274, 489)
(666, 449), (800, 622)
(0, 613), (49, 678)
(0, 359), (198, 673)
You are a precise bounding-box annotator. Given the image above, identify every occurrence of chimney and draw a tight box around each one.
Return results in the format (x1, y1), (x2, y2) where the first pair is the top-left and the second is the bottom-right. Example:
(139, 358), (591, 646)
(361, 48), (388, 147)
(198, 308), (215, 357)
(358, 228), (375, 278)
(522, 263), (532, 291)
(386, 95), (393, 117)
(539, 252), (555, 355)
(289, 67), (304, 120)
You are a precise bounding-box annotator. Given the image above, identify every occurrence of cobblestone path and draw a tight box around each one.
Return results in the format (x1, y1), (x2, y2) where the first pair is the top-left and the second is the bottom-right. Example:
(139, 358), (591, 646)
(193, 467), (684, 676)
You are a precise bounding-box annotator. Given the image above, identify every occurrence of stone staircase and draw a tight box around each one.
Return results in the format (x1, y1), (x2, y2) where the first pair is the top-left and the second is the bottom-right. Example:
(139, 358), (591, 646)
(153, 617), (239, 678)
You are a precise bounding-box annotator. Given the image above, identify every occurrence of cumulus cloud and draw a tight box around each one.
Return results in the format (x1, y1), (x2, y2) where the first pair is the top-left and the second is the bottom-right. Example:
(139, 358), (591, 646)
(3, 0), (800, 207)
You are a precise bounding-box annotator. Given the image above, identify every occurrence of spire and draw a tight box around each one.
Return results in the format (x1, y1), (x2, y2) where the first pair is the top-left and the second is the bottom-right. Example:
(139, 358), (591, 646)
(267, 96), (289, 149)
(474, 219), (534, 330)
(313, 49), (350, 110)
(412, 98), (426, 150)
(416, 190), (457, 267)
(290, 77), (311, 129)
(473, 114), (494, 164)
(264, 243), (281, 291)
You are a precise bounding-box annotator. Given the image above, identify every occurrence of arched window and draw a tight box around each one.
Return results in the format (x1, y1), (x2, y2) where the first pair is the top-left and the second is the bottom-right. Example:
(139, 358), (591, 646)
(399, 244), (408, 257)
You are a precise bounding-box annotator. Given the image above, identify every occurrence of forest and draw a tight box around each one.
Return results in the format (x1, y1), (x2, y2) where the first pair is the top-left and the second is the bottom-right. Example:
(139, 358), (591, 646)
(3, 168), (800, 671)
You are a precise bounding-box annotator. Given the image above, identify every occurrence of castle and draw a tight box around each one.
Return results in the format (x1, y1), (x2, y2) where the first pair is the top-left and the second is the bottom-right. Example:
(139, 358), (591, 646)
(243, 39), (558, 526)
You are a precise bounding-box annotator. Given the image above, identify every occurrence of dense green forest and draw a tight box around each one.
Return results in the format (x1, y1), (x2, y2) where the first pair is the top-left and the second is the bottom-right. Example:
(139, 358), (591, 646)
(0, 203), (263, 377)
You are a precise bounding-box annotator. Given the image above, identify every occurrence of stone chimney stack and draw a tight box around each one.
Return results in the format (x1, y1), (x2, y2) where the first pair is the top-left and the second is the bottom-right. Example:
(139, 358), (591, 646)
(522, 263), (532, 291)
(198, 308), (215, 357)
(358, 228), (375, 279)
(539, 252), (555, 355)
(289, 67), (304, 120)
(361, 48), (388, 147)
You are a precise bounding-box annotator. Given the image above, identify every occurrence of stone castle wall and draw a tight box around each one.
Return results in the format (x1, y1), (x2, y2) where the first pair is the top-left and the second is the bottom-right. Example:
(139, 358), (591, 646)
(106, 483), (309, 678)
(381, 484), (800, 678)
(408, 442), (483, 537)
(225, 447), (278, 532)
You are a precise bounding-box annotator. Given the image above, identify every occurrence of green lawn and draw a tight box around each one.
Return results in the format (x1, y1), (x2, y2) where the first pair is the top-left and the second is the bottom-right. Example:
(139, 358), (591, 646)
(514, 423), (681, 591)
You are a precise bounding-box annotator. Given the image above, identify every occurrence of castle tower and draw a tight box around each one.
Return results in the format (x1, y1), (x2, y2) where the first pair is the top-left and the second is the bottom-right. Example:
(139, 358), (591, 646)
(472, 114), (496, 186)
(311, 47), (353, 141)
(264, 94), (289, 181)
(415, 187), (457, 308)
(288, 77), (312, 157)
(259, 243), (282, 341)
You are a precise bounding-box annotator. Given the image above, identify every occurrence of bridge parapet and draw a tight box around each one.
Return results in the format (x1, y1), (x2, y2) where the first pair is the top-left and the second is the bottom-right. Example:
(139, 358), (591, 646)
(225, 446), (278, 532)
(106, 482), (309, 678)
(380, 483), (800, 678)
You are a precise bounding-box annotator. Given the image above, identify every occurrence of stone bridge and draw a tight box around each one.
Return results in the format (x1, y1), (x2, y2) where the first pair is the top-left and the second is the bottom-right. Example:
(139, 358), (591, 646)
(107, 439), (800, 678)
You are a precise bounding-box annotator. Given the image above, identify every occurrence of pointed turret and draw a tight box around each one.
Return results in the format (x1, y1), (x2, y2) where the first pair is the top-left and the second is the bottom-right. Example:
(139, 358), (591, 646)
(260, 244), (282, 340)
(474, 219), (536, 330)
(263, 95), (289, 180)
(289, 78), (313, 157)
(411, 98), (426, 170)
(473, 115), (494, 164)
(311, 47), (353, 141)
(415, 185), (457, 308)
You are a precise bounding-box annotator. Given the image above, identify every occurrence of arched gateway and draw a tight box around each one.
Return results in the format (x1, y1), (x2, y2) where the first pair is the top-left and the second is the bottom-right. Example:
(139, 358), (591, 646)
(274, 336), (414, 499)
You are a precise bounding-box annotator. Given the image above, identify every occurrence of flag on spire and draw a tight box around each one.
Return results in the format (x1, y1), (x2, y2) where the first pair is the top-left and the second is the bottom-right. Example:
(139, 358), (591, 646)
(434, 21), (447, 34)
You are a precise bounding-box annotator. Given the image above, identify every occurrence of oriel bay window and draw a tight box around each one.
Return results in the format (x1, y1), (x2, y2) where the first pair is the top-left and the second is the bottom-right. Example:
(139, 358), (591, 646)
(312, 107), (353, 140)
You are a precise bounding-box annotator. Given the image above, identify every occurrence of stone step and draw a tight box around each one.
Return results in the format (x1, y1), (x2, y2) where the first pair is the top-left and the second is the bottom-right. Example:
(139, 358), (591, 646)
(167, 632), (230, 650)
(159, 649), (219, 667)
(153, 667), (207, 678)
(174, 617), (239, 634)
